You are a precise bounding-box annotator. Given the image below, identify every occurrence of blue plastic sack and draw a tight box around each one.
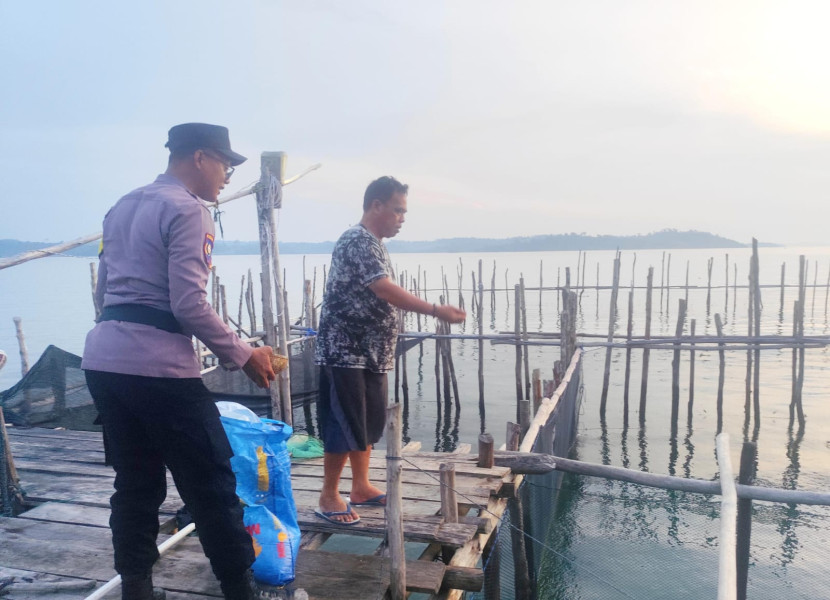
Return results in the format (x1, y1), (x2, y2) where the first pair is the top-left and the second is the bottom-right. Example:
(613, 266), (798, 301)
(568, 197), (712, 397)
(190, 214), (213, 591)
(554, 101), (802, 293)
(243, 504), (298, 586)
(219, 403), (300, 585)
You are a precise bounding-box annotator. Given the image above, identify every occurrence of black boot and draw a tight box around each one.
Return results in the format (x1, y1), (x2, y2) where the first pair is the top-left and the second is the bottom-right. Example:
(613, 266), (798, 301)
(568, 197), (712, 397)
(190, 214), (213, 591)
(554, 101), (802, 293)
(122, 574), (166, 600)
(220, 570), (287, 600)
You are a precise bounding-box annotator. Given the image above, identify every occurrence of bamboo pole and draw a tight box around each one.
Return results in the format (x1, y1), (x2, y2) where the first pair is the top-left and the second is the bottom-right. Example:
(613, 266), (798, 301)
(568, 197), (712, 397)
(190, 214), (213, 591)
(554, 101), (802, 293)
(539, 260), (544, 312)
(660, 251), (666, 310)
(639, 267), (654, 423)
(385, 403), (405, 600)
(666, 253), (672, 314)
(715, 313), (726, 434)
(220, 284), (229, 324)
(600, 253), (621, 416)
(716, 433), (738, 600)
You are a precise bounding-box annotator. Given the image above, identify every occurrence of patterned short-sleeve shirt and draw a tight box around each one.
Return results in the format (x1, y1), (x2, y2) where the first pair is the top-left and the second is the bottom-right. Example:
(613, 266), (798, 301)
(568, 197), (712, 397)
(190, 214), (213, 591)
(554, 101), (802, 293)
(315, 224), (398, 372)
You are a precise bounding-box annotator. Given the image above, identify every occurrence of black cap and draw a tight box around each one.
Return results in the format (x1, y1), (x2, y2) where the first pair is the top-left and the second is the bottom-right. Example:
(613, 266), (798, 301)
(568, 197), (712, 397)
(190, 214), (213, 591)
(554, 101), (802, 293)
(165, 123), (247, 166)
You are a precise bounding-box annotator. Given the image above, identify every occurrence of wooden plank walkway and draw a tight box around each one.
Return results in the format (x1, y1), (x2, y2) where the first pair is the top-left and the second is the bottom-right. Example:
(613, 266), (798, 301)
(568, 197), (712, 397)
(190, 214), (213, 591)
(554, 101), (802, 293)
(1, 427), (511, 599)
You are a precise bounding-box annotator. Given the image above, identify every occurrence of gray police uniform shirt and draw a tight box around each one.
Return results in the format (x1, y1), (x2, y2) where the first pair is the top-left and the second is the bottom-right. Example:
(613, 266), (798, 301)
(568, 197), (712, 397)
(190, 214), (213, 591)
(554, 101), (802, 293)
(315, 224), (397, 373)
(82, 174), (252, 378)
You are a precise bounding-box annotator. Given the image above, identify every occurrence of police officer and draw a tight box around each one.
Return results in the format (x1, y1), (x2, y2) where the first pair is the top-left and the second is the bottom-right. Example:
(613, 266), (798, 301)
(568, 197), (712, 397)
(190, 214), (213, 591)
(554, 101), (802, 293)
(83, 123), (276, 600)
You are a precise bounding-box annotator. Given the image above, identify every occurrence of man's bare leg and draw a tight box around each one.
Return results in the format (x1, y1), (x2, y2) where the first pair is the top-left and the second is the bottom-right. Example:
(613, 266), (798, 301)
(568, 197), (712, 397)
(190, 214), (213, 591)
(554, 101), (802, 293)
(349, 446), (386, 505)
(319, 451), (359, 523)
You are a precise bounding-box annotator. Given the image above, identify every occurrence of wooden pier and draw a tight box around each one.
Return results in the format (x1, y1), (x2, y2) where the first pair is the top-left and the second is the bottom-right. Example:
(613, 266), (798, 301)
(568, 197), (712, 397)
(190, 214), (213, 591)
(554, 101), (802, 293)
(0, 426), (512, 599)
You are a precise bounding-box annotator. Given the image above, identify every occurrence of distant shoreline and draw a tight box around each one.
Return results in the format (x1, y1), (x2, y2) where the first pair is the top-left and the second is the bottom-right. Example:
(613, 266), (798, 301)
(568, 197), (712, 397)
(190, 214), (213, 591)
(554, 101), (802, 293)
(0, 230), (778, 259)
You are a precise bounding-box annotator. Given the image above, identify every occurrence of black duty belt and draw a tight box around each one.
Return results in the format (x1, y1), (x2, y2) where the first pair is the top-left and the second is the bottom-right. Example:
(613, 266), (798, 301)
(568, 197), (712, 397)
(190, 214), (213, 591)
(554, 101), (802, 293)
(98, 304), (183, 335)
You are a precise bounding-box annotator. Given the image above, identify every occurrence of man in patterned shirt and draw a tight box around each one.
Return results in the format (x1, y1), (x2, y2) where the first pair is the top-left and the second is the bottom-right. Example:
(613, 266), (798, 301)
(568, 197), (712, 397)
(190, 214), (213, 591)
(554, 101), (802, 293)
(314, 176), (466, 524)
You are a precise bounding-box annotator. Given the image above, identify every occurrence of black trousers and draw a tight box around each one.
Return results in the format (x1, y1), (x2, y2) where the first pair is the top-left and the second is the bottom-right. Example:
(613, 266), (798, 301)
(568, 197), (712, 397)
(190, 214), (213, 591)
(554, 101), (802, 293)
(85, 370), (254, 583)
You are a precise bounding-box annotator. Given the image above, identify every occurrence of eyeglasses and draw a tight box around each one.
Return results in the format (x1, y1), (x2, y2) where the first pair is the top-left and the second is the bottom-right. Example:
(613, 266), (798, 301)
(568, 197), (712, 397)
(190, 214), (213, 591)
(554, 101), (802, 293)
(201, 150), (235, 180)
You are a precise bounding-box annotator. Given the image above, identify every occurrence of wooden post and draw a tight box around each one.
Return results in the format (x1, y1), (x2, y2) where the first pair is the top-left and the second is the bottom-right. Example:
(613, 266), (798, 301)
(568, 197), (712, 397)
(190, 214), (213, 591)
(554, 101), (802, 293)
(13, 317), (29, 376)
(237, 275), (245, 335)
(671, 299), (687, 436)
(639, 267), (654, 423)
(478, 433), (494, 468)
(825, 264), (830, 318)
(660, 251), (666, 311)
(600, 253), (621, 416)
(725, 254), (729, 314)
(220, 284), (229, 324)
(261, 151), (292, 425)
(506, 422), (522, 451)
(688, 319), (696, 423)
(532, 368), (542, 415)
(478, 260), (485, 421)
(256, 169), (282, 421)
(385, 403), (405, 600)
(519, 397), (531, 437)
(715, 313), (726, 434)
(439, 463), (458, 523)
(623, 288), (634, 427)
(780, 262), (787, 316)
(812, 260), (818, 318)
(520, 278), (531, 402)
(744, 252), (754, 430)
(539, 259), (544, 312)
(665, 252), (672, 314)
(736, 442), (757, 600)
(751, 240), (761, 430)
(707, 256), (714, 312)
(685, 260), (689, 303)
(514, 285), (523, 420)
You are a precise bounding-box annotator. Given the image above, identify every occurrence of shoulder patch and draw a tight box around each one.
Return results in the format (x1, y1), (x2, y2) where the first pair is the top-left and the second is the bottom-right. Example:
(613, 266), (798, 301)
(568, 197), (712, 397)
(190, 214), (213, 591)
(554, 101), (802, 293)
(203, 233), (215, 267)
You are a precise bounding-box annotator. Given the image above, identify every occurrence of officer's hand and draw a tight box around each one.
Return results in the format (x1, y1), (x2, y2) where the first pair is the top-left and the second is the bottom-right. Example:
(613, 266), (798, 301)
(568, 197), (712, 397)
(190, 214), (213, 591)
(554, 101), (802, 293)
(243, 346), (276, 389)
(435, 305), (467, 324)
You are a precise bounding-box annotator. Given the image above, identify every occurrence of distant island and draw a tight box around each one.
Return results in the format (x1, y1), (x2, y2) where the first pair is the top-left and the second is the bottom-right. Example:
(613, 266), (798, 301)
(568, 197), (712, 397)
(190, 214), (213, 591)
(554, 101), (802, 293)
(0, 230), (774, 259)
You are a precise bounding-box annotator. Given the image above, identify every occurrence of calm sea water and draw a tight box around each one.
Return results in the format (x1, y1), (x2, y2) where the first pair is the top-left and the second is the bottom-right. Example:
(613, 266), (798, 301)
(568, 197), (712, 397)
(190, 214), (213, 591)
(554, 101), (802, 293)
(2, 246), (830, 598)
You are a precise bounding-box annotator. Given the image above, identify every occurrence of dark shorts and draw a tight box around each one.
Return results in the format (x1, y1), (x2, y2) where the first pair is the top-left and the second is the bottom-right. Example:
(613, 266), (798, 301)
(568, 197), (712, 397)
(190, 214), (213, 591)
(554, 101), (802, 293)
(317, 366), (387, 453)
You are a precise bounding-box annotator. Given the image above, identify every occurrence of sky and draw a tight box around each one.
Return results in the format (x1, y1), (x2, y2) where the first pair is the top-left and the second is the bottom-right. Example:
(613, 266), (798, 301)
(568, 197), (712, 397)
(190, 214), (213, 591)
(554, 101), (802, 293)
(2, 1), (830, 246)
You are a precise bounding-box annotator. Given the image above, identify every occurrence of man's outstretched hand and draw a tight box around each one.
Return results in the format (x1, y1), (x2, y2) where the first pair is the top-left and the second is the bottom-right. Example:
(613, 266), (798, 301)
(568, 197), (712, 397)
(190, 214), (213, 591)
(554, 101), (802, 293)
(435, 304), (466, 324)
(242, 346), (276, 389)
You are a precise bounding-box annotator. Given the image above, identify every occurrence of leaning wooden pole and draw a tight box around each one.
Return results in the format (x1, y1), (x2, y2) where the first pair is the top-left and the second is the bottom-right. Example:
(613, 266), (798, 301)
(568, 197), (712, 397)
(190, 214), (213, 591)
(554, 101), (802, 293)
(385, 403), (405, 600)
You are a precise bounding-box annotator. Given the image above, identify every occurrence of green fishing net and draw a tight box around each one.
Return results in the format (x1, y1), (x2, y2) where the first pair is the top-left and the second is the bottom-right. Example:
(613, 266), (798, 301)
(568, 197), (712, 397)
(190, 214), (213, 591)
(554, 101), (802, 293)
(286, 433), (324, 459)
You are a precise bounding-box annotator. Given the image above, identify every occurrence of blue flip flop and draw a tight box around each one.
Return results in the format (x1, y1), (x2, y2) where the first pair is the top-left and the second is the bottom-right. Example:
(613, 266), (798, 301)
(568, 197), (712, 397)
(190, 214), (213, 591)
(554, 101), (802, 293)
(350, 493), (387, 507)
(315, 503), (361, 526)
